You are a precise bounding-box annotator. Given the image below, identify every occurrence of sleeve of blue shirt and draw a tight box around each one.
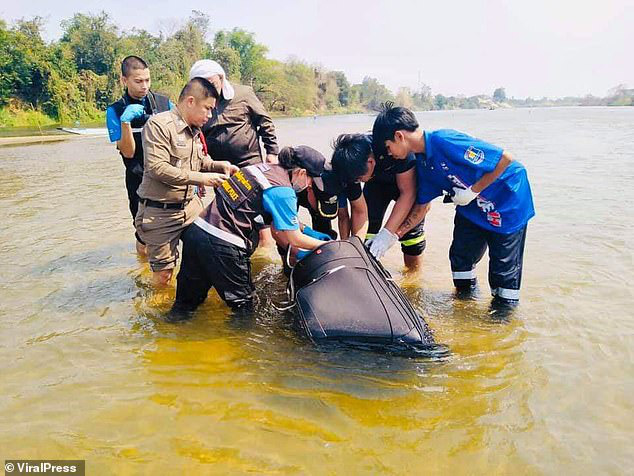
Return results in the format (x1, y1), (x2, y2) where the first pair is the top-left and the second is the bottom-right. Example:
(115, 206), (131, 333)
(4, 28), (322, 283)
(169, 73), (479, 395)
(105, 106), (121, 143)
(432, 129), (503, 173)
(262, 187), (300, 231)
(168, 100), (175, 110)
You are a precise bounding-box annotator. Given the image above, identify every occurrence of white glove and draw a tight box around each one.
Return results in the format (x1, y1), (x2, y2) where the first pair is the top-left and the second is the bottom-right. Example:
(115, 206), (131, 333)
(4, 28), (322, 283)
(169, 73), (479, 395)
(451, 186), (478, 206)
(368, 227), (399, 259)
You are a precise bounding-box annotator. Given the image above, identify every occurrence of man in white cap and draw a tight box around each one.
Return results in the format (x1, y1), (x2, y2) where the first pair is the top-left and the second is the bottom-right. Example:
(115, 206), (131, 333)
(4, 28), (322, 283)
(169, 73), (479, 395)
(189, 59), (279, 167)
(189, 59), (280, 247)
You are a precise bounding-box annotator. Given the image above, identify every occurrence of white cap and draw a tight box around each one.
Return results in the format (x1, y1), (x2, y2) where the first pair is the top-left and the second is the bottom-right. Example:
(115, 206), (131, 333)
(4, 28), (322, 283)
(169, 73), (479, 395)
(188, 59), (235, 100)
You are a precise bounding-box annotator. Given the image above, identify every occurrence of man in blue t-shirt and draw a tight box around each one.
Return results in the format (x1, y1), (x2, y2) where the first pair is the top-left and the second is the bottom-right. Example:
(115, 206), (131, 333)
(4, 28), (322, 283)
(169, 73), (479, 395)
(371, 105), (535, 308)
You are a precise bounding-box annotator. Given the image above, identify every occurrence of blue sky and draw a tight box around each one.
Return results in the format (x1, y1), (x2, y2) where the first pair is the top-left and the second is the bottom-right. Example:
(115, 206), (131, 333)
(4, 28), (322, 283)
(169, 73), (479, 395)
(2, 0), (632, 98)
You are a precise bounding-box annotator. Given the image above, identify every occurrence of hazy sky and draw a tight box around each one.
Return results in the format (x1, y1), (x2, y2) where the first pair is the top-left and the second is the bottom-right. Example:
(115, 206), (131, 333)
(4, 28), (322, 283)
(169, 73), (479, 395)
(2, 0), (632, 98)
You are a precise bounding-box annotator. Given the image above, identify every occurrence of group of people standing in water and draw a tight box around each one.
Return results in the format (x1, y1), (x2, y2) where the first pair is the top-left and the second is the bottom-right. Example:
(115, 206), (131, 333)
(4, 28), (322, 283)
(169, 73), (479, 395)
(106, 55), (535, 322)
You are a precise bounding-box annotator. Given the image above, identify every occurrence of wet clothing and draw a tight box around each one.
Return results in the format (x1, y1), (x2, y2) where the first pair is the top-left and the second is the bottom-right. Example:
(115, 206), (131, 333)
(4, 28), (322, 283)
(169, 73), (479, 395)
(135, 198), (203, 271)
(135, 107), (216, 271)
(106, 91), (172, 243)
(202, 84), (278, 167)
(174, 224), (256, 313)
(172, 163), (299, 314)
(450, 213), (527, 302)
(416, 129), (535, 302)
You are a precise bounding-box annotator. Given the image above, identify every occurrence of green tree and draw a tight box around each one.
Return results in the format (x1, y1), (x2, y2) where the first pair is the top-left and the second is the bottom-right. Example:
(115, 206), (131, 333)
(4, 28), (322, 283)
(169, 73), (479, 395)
(332, 71), (351, 107)
(0, 20), (31, 106)
(434, 94), (448, 110)
(314, 68), (340, 110)
(412, 84), (433, 110)
(395, 87), (414, 109)
(493, 87), (506, 102)
(213, 28), (267, 88)
(357, 76), (393, 110)
(60, 12), (118, 75)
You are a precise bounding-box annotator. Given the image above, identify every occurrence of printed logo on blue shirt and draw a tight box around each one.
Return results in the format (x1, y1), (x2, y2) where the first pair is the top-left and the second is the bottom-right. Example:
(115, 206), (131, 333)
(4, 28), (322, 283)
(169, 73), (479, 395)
(464, 146), (485, 165)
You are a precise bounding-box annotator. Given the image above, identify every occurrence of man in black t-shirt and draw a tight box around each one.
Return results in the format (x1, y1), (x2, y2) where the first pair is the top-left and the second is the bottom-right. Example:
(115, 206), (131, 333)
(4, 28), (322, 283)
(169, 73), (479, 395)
(278, 145), (368, 240)
(332, 133), (427, 269)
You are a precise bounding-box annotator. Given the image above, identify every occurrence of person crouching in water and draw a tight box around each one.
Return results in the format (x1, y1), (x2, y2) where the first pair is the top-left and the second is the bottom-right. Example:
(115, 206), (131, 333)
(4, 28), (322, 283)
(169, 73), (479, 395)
(167, 149), (331, 322)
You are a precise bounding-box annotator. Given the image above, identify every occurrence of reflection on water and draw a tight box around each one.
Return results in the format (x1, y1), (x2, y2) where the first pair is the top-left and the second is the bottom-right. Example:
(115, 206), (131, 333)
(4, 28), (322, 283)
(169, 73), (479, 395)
(0, 108), (632, 473)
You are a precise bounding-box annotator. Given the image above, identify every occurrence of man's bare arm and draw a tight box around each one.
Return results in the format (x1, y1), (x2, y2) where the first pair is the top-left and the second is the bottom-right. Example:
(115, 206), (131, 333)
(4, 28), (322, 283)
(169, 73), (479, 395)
(396, 202), (431, 238)
(117, 122), (136, 158)
(349, 195), (369, 238)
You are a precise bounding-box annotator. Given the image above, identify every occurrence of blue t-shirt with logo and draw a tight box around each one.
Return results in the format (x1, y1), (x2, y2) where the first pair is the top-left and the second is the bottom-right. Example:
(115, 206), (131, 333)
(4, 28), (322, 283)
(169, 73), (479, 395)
(262, 186), (300, 231)
(416, 129), (535, 234)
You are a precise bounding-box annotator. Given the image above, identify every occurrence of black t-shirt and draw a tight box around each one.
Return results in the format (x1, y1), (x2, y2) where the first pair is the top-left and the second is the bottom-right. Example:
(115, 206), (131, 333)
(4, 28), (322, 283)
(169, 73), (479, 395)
(321, 170), (363, 201)
(372, 152), (417, 184)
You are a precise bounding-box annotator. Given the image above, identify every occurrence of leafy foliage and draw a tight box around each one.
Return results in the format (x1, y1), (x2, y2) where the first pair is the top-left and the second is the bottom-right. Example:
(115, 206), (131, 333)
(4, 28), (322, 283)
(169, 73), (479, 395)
(1, 12), (630, 126)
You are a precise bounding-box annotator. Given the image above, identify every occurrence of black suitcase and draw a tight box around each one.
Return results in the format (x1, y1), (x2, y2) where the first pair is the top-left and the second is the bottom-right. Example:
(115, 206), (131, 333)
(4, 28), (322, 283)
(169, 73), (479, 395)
(288, 236), (438, 354)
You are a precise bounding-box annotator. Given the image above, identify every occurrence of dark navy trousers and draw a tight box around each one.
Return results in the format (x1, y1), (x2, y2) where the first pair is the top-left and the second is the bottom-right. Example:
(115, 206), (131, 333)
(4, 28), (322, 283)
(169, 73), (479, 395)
(449, 213), (527, 303)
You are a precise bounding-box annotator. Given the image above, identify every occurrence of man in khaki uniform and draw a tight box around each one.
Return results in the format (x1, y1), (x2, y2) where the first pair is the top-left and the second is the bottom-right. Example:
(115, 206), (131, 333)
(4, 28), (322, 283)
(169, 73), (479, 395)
(135, 77), (239, 286)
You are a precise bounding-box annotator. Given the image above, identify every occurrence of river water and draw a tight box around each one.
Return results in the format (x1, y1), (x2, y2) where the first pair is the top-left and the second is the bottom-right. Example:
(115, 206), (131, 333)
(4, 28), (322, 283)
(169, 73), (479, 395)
(0, 107), (632, 474)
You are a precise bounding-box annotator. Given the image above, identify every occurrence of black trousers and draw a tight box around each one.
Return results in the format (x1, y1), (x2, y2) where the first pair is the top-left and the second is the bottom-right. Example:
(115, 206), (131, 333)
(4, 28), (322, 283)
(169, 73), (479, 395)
(125, 168), (145, 244)
(449, 213), (527, 303)
(364, 180), (426, 256)
(172, 224), (255, 314)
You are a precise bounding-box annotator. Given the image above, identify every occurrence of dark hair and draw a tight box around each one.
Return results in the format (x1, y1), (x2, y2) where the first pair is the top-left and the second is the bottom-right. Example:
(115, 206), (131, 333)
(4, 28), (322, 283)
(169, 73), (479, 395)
(178, 77), (220, 102)
(278, 147), (299, 170)
(121, 55), (148, 77)
(331, 133), (373, 183)
(371, 102), (419, 158)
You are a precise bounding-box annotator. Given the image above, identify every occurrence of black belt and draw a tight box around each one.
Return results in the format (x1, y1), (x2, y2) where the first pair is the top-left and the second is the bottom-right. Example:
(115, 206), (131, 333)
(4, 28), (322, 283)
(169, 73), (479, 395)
(140, 198), (189, 210)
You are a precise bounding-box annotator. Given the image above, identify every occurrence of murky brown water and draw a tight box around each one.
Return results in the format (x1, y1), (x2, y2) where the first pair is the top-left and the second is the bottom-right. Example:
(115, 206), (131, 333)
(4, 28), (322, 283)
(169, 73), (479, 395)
(0, 107), (632, 474)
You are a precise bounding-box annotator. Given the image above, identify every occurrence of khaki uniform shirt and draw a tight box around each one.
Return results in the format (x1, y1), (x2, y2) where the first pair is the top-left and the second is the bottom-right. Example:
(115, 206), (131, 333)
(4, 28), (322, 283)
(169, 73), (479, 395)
(138, 107), (214, 203)
(202, 84), (279, 167)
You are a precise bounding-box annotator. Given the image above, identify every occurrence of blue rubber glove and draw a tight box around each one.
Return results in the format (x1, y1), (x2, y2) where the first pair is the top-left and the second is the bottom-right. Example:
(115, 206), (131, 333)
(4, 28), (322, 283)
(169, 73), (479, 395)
(302, 226), (332, 241)
(120, 104), (145, 123)
(296, 249), (312, 260)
